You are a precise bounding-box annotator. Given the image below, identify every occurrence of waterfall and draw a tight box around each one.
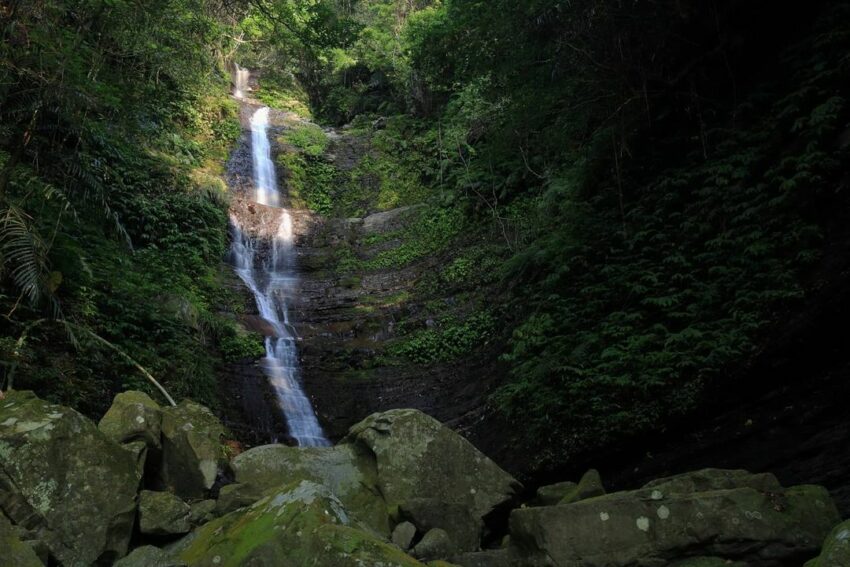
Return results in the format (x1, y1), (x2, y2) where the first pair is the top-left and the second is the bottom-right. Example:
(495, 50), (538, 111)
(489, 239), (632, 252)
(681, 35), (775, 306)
(233, 64), (249, 99)
(250, 108), (280, 208)
(229, 106), (330, 447)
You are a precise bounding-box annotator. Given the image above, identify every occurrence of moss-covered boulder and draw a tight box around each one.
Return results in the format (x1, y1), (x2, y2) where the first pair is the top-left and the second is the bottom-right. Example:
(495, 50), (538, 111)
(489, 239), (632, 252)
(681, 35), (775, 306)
(0, 511), (42, 567)
(557, 469), (606, 505)
(98, 390), (163, 449)
(139, 491), (192, 536)
(232, 443), (390, 535)
(0, 390), (138, 565)
(171, 480), (426, 566)
(159, 401), (228, 498)
(509, 470), (839, 566)
(342, 409), (522, 552)
(805, 519), (850, 566)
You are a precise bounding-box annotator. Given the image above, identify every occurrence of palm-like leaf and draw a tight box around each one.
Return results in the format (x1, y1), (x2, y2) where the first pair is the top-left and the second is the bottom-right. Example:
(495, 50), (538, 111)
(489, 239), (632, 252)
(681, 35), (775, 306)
(0, 205), (50, 306)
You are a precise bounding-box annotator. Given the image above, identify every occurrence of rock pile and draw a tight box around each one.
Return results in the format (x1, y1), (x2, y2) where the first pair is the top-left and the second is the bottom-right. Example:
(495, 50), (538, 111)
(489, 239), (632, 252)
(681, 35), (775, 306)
(0, 389), (845, 566)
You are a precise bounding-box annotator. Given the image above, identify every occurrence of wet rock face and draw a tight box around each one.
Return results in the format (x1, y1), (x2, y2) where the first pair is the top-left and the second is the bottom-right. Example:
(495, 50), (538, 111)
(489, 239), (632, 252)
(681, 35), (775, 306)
(0, 390), (138, 565)
(508, 468), (840, 567)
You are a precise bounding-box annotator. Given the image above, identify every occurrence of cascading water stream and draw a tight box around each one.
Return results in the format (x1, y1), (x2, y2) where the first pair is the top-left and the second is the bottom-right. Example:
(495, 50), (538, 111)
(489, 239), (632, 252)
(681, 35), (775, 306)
(229, 93), (329, 446)
(233, 64), (249, 100)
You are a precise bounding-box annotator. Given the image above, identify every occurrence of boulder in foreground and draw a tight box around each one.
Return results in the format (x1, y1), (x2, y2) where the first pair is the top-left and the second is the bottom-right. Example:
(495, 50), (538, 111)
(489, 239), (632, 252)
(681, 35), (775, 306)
(171, 480), (425, 566)
(0, 390), (138, 565)
(159, 401), (228, 498)
(509, 468), (840, 566)
(342, 409), (522, 552)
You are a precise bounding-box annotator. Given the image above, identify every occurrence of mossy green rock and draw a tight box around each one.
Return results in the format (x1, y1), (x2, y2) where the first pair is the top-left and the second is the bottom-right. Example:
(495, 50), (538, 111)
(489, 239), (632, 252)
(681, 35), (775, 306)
(172, 480), (425, 566)
(804, 519), (850, 566)
(98, 390), (163, 449)
(342, 409), (521, 552)
(0, 390), (138, 565)
(0, 511), (42, 567)
(159, 401), (227, 498)
(557, 469), (605, 505)
(232, 442), (390, 535)
(509, 470), (839, 566)
(139, 490), (191, 535)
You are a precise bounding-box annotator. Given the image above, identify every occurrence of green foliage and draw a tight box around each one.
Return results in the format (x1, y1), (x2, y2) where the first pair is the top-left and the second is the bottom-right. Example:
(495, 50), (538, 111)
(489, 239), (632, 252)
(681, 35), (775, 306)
(390, 311), (496, 364)
(0, 0), (245, 415)
(257, 0), (850, 472)
(337, 206), (465, 272)
(281, 122), (330, 156)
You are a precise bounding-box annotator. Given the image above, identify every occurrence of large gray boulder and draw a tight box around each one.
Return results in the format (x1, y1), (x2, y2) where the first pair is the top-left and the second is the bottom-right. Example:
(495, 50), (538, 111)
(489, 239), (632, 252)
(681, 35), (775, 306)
(98, 390), (163, 449)
(170, 480), (426, 566)
(139, 490), (192, 536)
(342, 409), (522, 552)
(509, 469), (840, 566)
(0, 390), (138, 565)
(159, 401), (228, 498)
(231, 443), (390, 535)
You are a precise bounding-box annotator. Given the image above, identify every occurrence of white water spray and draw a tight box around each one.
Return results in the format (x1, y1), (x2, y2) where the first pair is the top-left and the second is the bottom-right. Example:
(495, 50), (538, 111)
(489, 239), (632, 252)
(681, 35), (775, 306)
(229, 103), (330, 447)
(250, 107), (280, 208)
(233, 64), (249, 99)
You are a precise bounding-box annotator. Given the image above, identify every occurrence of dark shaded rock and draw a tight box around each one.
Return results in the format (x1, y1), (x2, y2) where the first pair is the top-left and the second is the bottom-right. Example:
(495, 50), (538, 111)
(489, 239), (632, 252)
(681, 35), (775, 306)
(114, 545), (186, 567)
(509, 470), (839, 567)
(214, 483), (265, 516)
(413, 528), (455, 561)
(343, 409), (521, 553)
(0, 511), (42, 567)
(533, 481), (577, 507)
(558, 469), (605, 505)
(121, 440), (148, 482)
(805, 519), (850, 567)
(139, 491), (191, 536)
(392, 520), (417, 550)
(188, 499), (217, 526)
(159, 401), (228, 498)
(451, 549), (511, 567)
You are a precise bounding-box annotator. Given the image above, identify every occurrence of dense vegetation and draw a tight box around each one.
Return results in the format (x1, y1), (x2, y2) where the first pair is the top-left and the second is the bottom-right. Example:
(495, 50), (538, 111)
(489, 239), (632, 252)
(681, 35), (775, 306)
(241, 0), (850, 469)
(0, 0), (254, 414)
(2, 0), (848, 475)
